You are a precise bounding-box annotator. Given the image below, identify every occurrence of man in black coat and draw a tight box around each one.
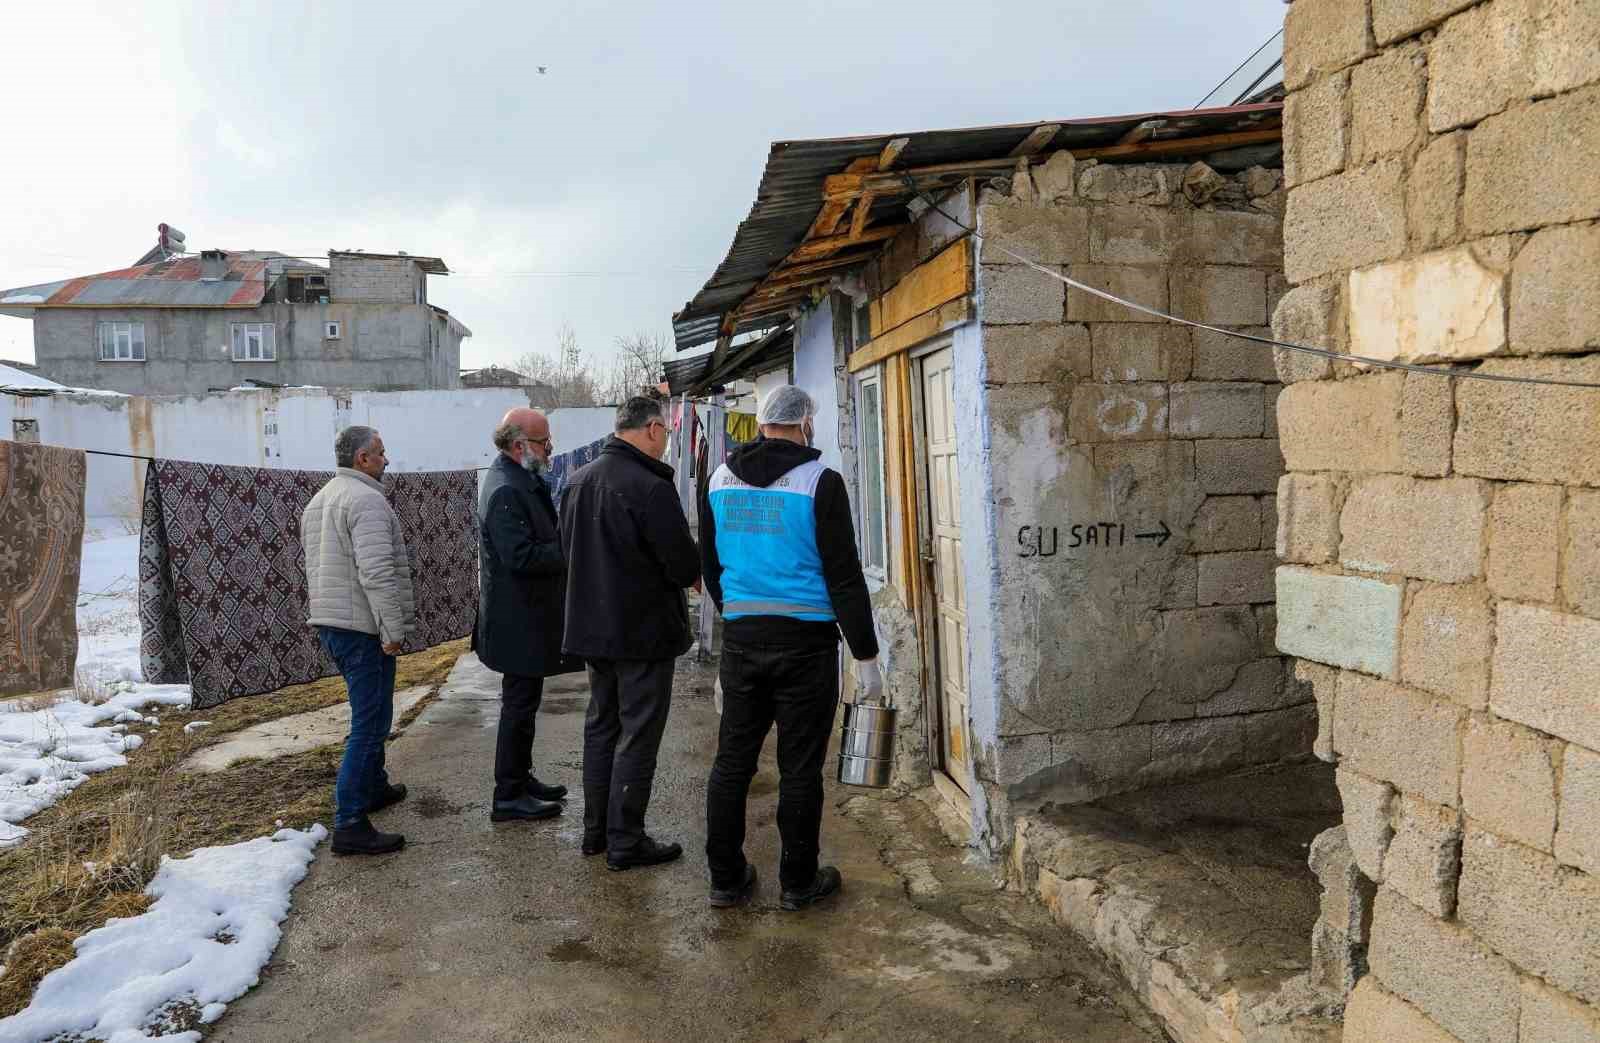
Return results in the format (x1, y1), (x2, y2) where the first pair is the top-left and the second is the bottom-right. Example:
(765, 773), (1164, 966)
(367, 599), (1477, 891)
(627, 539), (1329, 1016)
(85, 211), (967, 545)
(560, 396), (701, 870)
(475, 407), (580, 823)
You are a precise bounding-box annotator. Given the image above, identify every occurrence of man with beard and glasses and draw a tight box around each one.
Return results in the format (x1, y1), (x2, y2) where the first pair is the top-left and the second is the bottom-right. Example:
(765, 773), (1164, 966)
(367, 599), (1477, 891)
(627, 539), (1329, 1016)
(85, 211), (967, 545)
(475, 407), (581, 823)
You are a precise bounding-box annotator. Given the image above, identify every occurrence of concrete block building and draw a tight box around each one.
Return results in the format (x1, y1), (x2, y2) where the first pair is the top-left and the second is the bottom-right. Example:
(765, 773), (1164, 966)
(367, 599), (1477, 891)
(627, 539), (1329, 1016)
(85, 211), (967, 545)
(0, 233), (469, 394)
(673, 103), (1295, 850)
(1274, 0), (1600, 1039)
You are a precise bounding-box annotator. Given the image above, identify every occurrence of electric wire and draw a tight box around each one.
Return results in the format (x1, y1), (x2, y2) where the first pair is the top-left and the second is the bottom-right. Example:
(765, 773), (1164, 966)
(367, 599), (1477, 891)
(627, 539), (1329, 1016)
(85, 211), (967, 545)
(1194, 28), (1283, 109)
(904, 176), (1600, 391)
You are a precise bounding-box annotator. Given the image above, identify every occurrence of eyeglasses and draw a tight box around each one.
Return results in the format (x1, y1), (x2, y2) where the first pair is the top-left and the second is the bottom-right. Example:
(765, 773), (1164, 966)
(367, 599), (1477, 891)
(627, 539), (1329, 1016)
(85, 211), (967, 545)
(522, 436), (553, 450)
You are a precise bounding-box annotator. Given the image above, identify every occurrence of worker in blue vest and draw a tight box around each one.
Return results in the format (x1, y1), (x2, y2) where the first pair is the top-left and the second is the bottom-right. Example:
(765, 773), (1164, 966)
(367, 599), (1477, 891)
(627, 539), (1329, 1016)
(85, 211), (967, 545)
(698, 384), (880, 911)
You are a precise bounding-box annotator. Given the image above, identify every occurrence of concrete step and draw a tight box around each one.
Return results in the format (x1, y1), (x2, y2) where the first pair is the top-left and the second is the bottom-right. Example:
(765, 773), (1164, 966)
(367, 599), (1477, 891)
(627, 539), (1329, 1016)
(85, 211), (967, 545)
(1008, 763), (1347, 1043)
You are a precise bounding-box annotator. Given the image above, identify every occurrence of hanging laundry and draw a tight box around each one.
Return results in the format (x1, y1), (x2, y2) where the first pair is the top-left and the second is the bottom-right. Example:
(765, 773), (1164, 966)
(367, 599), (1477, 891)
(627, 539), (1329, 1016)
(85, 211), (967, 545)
(545, 435), (608, 507)
(0, 440), (86, 696)
(725, 411), (757, 445)
(139, 459), (479, 708)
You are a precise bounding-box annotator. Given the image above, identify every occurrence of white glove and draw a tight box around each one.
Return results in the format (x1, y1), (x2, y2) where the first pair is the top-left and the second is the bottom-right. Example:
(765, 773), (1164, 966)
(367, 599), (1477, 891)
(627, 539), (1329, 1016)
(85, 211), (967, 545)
(857, 658), (884, 704)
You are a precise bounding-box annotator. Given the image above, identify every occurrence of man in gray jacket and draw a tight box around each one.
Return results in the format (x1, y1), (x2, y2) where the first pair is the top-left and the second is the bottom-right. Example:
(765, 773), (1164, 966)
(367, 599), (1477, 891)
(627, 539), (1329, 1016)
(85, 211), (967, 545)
(302, 425), (417, 856)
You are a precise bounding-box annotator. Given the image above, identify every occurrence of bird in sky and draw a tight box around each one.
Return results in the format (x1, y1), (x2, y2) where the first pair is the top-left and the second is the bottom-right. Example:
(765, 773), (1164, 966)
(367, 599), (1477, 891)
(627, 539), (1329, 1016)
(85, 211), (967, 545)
(537, 66), (548, 75)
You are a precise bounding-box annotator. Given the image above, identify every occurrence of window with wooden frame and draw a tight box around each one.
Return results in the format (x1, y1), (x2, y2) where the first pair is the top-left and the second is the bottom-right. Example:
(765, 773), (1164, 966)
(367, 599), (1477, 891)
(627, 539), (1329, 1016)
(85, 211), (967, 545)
(230, 322), (277, 362)
(857, 368), (888, 579)
(97, 321), (146, 362)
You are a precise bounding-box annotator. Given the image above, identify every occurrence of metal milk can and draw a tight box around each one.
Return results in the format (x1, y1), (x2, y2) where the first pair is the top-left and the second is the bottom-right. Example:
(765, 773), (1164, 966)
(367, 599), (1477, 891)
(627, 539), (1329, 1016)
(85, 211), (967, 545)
(837, 690), (897, 789)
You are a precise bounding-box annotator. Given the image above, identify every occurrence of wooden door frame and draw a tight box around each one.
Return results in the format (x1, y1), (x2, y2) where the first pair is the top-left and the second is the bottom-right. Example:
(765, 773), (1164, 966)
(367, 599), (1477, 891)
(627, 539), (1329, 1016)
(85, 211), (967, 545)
(909, 336), (972, 803)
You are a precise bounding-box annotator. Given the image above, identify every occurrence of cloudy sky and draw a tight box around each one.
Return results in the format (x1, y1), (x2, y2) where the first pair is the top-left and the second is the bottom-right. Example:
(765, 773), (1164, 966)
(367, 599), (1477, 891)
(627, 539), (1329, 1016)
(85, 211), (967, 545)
(0, 1), (1282, 369)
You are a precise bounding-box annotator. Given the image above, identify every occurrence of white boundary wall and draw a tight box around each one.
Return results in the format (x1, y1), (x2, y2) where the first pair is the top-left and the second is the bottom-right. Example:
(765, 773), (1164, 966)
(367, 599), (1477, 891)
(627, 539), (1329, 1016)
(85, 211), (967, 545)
(0, 387), (616, 528)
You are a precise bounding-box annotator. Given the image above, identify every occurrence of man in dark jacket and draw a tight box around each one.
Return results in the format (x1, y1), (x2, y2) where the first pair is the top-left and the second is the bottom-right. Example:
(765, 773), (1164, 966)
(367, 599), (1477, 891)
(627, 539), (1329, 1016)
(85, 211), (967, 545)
(475, 407), (579, 823)
(560, 396), (701, 871)
(699, 385), (879, 911)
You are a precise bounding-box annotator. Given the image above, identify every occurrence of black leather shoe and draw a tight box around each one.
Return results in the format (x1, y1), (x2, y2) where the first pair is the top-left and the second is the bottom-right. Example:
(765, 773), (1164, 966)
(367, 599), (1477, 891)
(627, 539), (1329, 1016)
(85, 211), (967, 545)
(367, 782), (407, 814)
(332, 818), (405, 857)
(781, 866), (841, 911)
(525, 776), (568, 801)
(709, 864), (757, 908)
(491, 795), (563, 822)
(581, 834), (607, 857)
(606, 836), (683, 872)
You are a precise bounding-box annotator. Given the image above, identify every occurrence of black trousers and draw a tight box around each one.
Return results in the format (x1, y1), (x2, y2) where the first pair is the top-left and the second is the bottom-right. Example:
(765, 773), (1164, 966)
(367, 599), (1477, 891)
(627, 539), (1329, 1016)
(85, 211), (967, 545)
(582, 658), (675, 855)
(705, 639), (839, 891)
(494, 673), (545, 802)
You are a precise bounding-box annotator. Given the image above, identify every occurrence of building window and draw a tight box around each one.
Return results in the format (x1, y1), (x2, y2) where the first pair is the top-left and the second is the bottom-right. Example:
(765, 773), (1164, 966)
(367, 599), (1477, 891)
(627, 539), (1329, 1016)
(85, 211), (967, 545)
(230, 322), (277, 362)
(324, 320), (341, 340)
(97, 321), (146, 362)
(857, 369), (888, 577)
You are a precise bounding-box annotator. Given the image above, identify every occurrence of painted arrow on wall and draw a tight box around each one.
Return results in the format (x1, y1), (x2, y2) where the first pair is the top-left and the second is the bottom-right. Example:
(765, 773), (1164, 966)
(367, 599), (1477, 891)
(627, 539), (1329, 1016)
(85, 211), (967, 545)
(1134, 520), (1172, 547)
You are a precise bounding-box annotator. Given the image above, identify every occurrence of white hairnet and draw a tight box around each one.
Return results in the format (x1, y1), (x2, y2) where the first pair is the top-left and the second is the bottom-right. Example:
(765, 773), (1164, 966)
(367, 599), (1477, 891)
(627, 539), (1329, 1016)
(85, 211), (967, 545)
(757, 385), (816, 426)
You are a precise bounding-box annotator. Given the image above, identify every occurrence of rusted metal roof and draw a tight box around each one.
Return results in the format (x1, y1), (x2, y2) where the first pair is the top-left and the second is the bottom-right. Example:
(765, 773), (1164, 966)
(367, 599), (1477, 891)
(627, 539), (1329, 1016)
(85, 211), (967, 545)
(0, 252), (300, 311)
(672, 101), (1283, 350)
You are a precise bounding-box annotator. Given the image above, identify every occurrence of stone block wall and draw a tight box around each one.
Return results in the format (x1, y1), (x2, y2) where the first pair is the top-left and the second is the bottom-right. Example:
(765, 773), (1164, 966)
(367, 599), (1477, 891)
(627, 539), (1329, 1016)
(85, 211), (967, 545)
(977, 151), (1307, 813)
(1278, 0), (1600, 1037)
(330, 255), (425, 304)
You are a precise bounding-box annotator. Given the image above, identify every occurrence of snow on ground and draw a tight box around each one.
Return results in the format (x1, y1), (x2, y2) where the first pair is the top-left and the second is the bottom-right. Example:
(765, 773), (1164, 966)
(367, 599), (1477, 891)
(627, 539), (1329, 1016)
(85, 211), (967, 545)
(0, 824), (328, 1043)
(0, 531), (191, 847)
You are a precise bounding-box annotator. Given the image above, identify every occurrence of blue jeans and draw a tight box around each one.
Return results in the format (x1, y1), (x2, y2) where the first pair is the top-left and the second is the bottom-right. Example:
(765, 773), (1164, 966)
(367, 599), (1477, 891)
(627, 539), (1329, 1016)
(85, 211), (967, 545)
(318, 626), (396, 830)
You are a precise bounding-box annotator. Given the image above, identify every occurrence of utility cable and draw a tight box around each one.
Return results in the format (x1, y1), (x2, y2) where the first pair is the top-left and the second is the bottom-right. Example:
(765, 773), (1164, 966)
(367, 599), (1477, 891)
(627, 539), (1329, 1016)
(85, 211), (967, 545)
(1194, 28), (1283, 109)
(904, 176), (1600, 391)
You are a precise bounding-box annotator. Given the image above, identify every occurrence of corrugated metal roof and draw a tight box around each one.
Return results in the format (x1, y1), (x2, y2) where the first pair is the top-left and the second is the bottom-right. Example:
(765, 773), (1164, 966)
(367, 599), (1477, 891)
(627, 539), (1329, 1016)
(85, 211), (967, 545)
(664, 323), (794, 395)
(672, 102), (1282, 350)
(0, 252), (299, 310)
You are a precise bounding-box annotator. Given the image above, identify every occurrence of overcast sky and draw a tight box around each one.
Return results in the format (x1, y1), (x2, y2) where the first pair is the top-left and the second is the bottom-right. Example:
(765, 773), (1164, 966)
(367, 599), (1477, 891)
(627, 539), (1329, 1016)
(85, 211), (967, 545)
(0, 1), (1282, 369)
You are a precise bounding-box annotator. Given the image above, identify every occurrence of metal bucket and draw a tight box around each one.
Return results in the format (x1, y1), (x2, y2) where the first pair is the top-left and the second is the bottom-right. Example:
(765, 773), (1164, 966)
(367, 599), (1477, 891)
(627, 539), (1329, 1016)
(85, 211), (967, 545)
(837, 702), (897, 788)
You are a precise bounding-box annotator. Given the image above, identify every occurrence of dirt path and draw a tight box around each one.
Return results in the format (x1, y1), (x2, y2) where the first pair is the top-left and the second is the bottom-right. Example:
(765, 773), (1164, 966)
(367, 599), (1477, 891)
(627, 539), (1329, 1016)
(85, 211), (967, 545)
(214, 653), (1166, 1043)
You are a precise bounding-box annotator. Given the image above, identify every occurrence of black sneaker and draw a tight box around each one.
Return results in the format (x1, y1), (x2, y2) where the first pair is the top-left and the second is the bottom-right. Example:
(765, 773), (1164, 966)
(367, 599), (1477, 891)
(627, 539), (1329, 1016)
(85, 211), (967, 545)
(709, 865), (758, 908)
(581, 834), (607, 857)
(780, 866), (841, 911)
(525, 776), (569, 801)
(367, 782), (407, 814)
(491, 795), (563, 822)
(606, 836), (683, 872)
(332, 818), (405, 857)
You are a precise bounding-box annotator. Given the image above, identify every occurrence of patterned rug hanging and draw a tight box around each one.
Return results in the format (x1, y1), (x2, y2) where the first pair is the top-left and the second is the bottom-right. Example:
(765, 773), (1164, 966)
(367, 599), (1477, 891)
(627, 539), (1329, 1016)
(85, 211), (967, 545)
(0, 440), (86, 696)
(139, 460), (479, 708)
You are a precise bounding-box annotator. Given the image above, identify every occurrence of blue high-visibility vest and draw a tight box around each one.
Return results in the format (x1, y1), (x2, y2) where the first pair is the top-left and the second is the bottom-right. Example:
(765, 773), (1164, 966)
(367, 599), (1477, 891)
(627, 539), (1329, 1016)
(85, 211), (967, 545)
(706, 459), (836, 622)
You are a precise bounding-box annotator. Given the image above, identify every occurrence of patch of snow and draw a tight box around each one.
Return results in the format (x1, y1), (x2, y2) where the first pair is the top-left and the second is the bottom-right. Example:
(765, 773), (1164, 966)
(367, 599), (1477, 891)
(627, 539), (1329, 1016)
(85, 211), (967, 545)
(0, 684), (190, 847)
(182, 721), (211, 735)
(0, 363), (62, 389)
(0, 533), (192, 847)
(0, 293), (47, 304)
(0, 824), (328, 1042)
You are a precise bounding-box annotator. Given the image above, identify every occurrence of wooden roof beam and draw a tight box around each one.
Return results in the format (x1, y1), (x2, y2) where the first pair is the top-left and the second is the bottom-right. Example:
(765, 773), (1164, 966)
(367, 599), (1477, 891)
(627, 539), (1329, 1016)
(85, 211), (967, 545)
(788, 223), (906, 262)
(1073, 124), (1281, 161)
(877, 137), (910, 171)
(805, 156), (879, 239)
(1009, 123), (1061, 156)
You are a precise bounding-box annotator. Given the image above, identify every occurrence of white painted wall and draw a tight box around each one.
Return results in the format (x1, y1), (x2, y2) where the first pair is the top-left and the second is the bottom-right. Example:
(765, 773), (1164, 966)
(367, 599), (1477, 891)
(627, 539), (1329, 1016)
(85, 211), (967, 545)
(0, 387), (601, 528)
(547, 407), (616, 452)
(793, 296), (842, 473)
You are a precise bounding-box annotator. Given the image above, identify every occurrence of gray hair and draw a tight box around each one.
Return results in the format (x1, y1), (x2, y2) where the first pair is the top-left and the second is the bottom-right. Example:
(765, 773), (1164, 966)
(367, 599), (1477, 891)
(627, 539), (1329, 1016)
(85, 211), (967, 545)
(615, 395), (665, 433)
(335, 425), (379, 468)
(757, 385), (816, 426)
(492, 421), (523, 451)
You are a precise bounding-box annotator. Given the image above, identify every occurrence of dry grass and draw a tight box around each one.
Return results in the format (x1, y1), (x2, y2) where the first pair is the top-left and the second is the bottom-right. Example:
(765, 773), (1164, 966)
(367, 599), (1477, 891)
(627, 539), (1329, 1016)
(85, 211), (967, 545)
(0, 638), (467, 1019)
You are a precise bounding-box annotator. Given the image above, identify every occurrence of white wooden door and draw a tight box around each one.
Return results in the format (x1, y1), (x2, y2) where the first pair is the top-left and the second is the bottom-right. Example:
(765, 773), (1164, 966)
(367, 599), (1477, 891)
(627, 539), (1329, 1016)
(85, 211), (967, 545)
(921, 346), (971, 792)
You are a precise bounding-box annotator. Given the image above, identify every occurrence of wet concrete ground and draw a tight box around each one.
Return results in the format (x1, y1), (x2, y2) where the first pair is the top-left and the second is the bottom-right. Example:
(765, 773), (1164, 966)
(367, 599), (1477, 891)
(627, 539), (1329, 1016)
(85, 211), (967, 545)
(214, 653), (1168, 1043)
